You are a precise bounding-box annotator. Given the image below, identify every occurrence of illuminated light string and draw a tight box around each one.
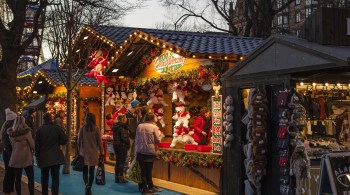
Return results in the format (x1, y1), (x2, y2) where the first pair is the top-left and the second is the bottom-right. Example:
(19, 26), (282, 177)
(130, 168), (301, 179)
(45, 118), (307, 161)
(297, 82), (350, 90)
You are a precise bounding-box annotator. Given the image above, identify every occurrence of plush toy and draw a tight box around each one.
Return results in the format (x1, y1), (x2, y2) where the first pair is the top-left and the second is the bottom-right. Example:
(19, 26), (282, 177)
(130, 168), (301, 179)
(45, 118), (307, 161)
(154, 87), (168, 106)
(114, 85), (120, 99)
(153, 107), (165, 128)
(105, 87), (115, 106)
(172, 82), (186, 104)
(120, 85), (127, 100)
(170, 125), (197, 148)
(85, 49), (110, 84)
(172, 104), (190, 129)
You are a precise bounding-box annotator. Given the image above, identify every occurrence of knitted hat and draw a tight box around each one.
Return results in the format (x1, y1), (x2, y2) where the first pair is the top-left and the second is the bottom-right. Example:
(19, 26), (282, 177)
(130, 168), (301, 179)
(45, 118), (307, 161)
(5, 108), (17, 121)
(130, 99), (141, 108)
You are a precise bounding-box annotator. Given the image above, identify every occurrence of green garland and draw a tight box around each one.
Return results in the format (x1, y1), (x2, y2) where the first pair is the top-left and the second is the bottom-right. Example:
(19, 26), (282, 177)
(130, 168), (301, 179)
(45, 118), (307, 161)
(80, 96), (101, 118)
(133, 47), (161, 77)
(156, 149), (222, 169)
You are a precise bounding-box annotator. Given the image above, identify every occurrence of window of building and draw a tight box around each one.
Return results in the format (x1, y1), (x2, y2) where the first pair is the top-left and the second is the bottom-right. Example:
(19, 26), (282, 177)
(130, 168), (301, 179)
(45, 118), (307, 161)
(283, 15), (289, 25)
(296, 0), (301, 5)
(306, 0), (311, 5)
(277, 0), (282, 8)
(306, 8), (311, 17)
(278, 15), (283, 25)
(296, 12), (301, 23)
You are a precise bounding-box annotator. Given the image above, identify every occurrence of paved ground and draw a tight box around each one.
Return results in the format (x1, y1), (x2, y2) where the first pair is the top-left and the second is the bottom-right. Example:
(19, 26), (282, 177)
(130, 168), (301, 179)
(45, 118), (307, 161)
(0, 167), (41, 195)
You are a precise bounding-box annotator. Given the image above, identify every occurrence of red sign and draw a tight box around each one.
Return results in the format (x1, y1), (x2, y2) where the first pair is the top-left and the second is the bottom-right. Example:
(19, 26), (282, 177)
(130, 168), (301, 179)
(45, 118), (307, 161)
(212, 95), (222, 154)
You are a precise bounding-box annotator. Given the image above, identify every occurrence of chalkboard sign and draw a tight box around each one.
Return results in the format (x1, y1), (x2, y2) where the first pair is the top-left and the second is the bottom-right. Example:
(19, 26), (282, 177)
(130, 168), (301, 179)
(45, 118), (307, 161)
(317, 152), (350, 195)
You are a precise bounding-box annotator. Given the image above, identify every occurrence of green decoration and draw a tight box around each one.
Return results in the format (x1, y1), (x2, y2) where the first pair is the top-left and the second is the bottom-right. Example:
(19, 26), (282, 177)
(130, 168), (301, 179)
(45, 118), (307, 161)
(133, 47), (161, 77)
(156, 149), (223, 169)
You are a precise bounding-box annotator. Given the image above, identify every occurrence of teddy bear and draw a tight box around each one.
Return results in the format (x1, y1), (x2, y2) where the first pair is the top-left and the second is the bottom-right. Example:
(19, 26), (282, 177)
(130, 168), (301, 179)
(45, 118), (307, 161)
(153, 107), (165, 128)
(154, 87), (168, 107)
(172, 81), (186, 104)
(105, 86), (115, 106)
(147, 85), (168, 108)
(170, 125), (197, 148)
(172, 104), (190, 129)
(119, 85), (128, 100)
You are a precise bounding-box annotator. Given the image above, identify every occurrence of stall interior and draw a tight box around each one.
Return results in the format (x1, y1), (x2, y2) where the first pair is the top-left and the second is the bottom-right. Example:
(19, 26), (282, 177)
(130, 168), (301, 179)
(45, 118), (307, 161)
(296, 82), (350, 158)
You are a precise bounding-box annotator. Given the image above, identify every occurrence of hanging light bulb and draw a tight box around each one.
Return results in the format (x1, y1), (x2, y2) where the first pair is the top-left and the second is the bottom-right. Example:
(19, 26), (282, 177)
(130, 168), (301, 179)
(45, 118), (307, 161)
(325, 83), (329, 87)
(312, 83), (316, 87)
(337, 83), (341, 87)
(300, 82), (304, 86)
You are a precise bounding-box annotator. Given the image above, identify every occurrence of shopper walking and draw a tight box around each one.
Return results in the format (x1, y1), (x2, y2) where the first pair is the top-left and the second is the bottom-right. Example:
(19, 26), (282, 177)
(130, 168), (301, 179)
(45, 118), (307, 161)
(135, 112), (161, 194)
(7, 116), (35, 195)
(77, 113), (104, 195)
(112, 114), (130, 183)
(35, 113), (67, 195)
(1, 108), (17, 195)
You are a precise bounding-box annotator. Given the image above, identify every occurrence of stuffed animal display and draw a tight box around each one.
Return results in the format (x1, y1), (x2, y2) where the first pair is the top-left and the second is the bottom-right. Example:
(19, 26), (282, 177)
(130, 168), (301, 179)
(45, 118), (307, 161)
(170, 125), (197, 148)
(223, 96), (234, 147)
(147, 84), (168, 108)
(105, 87), (115, 106)
(172, 81), (187, 104)
(153, 107), (165, 128)
(85, 48), (110, 84)
(173, 105), (190, 129)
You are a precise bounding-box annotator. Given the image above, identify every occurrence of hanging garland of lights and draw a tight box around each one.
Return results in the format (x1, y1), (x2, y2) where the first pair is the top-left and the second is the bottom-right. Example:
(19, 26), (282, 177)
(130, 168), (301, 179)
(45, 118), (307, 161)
(156, 149), (222, 169)
(133, 47), (161, 77)
(80, 96), (101, 117)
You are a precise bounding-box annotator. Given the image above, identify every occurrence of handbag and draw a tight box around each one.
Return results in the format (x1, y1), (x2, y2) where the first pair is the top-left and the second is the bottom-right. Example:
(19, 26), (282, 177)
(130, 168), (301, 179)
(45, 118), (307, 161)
(72, 126), (85, 171)
(95, 157), (106, 185)
(71, 155), (84, 171)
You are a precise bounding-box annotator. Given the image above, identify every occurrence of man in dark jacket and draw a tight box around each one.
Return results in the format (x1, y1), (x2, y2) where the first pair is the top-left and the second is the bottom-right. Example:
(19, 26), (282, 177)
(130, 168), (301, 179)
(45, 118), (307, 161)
(112, 114), (130, 183)
(35, 113), (67, 195)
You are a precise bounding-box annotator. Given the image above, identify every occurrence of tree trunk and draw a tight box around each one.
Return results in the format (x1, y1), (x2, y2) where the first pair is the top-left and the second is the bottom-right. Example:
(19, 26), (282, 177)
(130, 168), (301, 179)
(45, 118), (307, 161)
(0, 49), (20, 124)
(63, 68), (73, 174)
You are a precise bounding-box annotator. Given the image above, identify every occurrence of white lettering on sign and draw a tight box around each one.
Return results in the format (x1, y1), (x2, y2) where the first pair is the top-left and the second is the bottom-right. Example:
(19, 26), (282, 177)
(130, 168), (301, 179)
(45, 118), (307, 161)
(347, 18), (350, 35)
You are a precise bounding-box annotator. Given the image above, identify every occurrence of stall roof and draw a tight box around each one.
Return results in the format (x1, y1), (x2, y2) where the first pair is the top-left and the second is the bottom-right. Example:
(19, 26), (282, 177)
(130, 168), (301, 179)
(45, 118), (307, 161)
(39, 69), (97, 86)
(24, 95), (46, 110)
(18, 59), (57, 77)
(91, 25), (263, 56)
(222, 35), (350, 79)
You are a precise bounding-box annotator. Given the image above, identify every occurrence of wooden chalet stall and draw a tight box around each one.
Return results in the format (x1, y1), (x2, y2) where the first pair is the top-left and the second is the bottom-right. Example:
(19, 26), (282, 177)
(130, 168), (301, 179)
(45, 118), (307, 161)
(221, 35), (350, 195)
(17, 60), (100, 148)
(73, 25), (263, 193)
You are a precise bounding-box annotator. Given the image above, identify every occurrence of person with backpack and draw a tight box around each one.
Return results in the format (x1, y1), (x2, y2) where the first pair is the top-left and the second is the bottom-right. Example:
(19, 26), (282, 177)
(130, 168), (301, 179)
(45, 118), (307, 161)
(35, 113), (67, 195)
(1, 108), (17, 195)
(7, 116), (35, 195)
(77, 113), (104, 195)
(112, 114), (130, 183)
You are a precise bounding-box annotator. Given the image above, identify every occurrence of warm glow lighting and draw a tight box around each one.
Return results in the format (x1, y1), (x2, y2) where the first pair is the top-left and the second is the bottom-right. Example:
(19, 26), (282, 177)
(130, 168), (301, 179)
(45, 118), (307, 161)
(325, 83), (329, 87)
(240, 56), (244, 60)
(209, 56), (212, 59)
(76, 49), (80, 53)
(312, 83), (316, 87)
(112, 69), (119, 73)
(120, 46), (123, 49)
(157, 42), (159, 45)
(38, 81), (43, 84)
(173, 54), (180, 58)
(163, 45), (166, 48)
(127, 51), (133, 56)
(300, 82), (304, 86)
(176, 50), (180, 53)
(33, 91), (37, 94)
(83, 36), (88, 40)
(193, 55), (196, 58)
(337, 83), (341, 87)
(224, 56), (227, 59)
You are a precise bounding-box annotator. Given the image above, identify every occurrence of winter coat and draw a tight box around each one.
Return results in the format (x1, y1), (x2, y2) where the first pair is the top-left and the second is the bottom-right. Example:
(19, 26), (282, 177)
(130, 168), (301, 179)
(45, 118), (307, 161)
(126, 110), (139, 139)
(135, 122), (160, 156)
(35, 122), (67, 168)
(7, 126), (35, 168)
(77, 126), (103, 166)
(54, 116), (64, 128)
(112, 122), (130, 146)
(192, 115), (211, 144)
(1, 122), (12, 153)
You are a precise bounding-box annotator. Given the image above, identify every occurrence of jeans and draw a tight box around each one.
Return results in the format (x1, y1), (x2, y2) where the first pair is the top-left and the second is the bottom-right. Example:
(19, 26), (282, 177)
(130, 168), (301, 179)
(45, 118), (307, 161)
(138, 160), (154, 191)
(41, 165), (60, 195)
(114, 145), (128, 178)
(14, 166), (34, 195)
(83, 165), (95, 187)
(2, 150), (15, 193)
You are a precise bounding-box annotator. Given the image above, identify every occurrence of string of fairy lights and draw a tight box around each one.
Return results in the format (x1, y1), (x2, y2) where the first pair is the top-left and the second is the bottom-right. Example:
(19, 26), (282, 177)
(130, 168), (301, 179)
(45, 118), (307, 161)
(78, 25), (245, 76)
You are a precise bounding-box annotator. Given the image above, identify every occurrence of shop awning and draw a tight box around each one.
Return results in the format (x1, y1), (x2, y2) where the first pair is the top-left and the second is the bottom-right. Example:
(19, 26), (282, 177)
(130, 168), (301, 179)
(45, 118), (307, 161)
(24, 95), (46, 110)
(222, 35), (350, 80)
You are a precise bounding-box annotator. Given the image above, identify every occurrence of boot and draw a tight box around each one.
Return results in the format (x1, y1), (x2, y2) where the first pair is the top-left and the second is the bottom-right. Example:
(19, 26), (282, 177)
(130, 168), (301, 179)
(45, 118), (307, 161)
(85, 185), (92, 195)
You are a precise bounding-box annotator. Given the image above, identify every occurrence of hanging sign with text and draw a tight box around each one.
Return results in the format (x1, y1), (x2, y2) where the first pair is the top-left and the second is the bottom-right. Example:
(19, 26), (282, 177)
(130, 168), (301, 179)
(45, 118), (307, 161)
(211, 95), (222, 154)
(154, 51), (186, 74)
(317, 152), (350, 195)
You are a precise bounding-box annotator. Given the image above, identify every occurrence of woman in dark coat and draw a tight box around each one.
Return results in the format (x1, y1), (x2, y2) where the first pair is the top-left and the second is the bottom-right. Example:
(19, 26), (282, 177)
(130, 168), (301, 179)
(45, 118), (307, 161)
(1, 108), (17, 195)
(35, 113), (67, 195)
(78, 113), (104, 195)
(112, 114), (130, 183)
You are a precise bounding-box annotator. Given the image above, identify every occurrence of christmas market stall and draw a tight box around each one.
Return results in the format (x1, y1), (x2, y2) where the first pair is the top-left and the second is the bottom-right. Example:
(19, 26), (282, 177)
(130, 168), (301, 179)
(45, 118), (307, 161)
(17, 60), (100, 152)
(72, 25), (263, 192)
(221, 34), (350, 195)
